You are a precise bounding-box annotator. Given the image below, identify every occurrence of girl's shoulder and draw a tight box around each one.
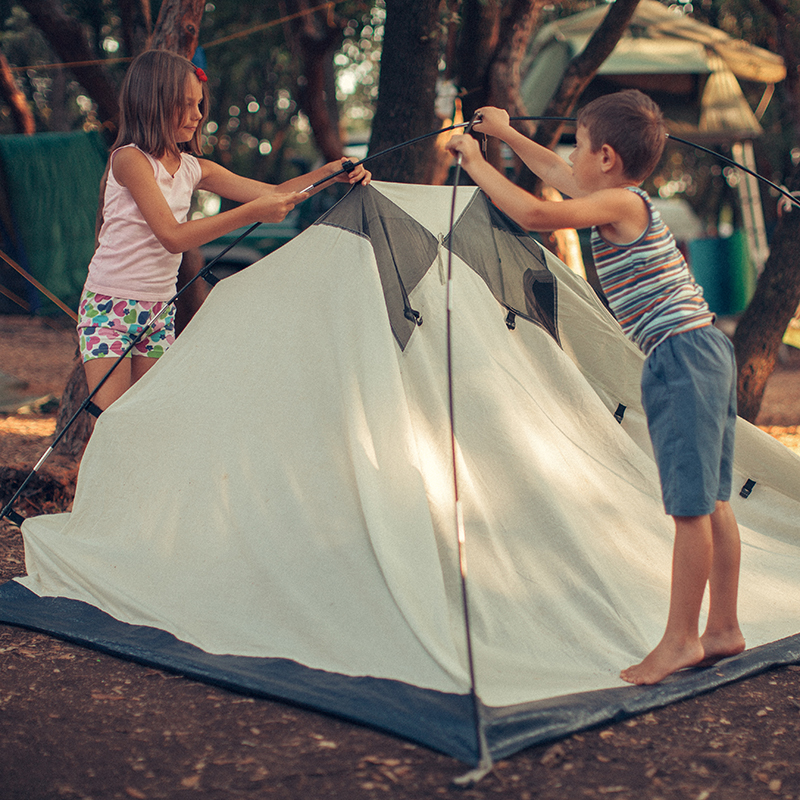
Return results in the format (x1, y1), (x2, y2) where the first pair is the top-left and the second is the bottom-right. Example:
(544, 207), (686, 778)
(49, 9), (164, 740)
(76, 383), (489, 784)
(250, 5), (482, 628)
(109, 144), (157, 187)
(110, 143), (157, 171)
(178, 150), (203, 185)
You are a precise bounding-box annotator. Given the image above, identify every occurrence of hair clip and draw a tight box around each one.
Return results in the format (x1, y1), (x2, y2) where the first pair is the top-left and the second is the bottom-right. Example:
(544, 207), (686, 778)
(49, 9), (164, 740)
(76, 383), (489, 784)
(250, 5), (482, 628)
(194, 66), (208, 83)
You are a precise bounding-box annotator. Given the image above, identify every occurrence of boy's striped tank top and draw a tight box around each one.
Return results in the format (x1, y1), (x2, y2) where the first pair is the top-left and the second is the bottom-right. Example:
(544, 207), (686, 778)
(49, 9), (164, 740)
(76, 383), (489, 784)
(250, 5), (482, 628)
(590, 186), (714, 356)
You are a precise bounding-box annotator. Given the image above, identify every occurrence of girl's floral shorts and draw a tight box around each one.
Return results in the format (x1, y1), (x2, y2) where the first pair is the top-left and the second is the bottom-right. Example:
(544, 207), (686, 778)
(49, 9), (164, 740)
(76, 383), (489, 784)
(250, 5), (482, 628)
(77, 290), (175, 362)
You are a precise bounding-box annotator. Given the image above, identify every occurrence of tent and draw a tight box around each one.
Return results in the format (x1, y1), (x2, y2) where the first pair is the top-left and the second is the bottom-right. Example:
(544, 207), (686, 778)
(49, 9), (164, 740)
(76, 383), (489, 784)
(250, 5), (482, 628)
(1, 182), (800, 767)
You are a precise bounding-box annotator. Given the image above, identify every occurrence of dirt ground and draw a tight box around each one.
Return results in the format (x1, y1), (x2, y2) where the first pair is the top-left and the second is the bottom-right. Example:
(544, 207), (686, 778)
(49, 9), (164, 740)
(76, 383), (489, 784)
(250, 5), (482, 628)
(2, 313), (800, 800)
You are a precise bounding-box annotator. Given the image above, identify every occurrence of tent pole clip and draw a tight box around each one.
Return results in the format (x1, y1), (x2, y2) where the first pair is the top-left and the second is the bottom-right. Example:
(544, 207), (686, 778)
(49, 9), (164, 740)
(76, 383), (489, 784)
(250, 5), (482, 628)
(740, 478), (756, 499)
(202, 269), (221, 286)
(505, 310), (516, 330)
(85, 400), (104, 419)
(1, 507), (25, 527)
(614, 403), (626, 424)
(404, 307), (423, 326)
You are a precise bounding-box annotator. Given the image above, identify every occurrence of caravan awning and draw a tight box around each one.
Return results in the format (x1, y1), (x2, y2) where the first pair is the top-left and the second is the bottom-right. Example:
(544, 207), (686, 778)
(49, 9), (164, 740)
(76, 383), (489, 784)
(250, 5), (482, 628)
(521, 0), (785, 141)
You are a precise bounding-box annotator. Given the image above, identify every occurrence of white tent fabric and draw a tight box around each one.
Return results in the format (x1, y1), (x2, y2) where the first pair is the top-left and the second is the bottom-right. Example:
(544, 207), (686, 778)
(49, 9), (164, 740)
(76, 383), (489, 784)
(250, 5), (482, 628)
(3, 182), (800, 763)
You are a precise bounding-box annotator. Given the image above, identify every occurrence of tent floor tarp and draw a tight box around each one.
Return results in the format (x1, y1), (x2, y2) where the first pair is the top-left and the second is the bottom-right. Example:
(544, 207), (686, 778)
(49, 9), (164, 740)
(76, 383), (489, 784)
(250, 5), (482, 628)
(1, 182), (799, 767)
(2, 579), (800, 764)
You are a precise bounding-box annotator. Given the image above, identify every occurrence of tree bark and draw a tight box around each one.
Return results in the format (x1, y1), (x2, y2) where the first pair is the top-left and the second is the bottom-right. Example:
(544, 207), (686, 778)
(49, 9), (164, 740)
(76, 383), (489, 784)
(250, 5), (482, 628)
(725, 0), (800, 421)
(118, 0), (153, 58)
(280, 0), (345, 162)
(457, 0), (502, 120)
(531, 0), (641, 152)
(17, 0), (119, 124)
(0, 48), (35, 134)
(150, 0), (205, 58)
(367, 0), (441, 183)
(758, 0), (800, 132)
(733, 166), (800, 422)
(481, 0), (548, 170)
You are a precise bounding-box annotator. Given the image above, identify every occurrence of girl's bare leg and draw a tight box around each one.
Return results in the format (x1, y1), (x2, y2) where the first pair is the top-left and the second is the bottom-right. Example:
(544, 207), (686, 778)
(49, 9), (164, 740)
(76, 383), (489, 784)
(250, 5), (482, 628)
(83, 355), (157, 410)
(620, 515), (711, 685)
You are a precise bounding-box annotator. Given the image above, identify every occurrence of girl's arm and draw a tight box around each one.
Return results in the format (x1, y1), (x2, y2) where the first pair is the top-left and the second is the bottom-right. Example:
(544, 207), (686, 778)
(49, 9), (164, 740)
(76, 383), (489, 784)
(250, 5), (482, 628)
(473, 107), (581, 198)
(279, 157), (371, 194)
(198, 157), (370, 201)
(445, 134), (647, 242)
(112, 147), (308, 254)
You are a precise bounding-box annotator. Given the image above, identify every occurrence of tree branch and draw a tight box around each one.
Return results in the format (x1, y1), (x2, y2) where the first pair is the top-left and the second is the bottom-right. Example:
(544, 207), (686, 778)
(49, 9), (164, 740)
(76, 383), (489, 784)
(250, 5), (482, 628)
(17, 0), (119, 124)
(0, 48), (35, 134)
(533, 0), (642, 150)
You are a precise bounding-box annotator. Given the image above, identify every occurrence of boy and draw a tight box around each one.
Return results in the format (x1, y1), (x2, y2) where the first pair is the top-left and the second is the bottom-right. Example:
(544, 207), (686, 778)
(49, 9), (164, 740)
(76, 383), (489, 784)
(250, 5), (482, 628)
(446, 89), (745, 685)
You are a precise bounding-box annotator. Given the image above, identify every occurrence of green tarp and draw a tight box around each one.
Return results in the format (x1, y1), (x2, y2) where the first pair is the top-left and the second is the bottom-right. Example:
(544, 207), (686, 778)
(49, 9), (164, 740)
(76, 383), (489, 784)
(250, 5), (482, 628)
(0, 130), (108, 314)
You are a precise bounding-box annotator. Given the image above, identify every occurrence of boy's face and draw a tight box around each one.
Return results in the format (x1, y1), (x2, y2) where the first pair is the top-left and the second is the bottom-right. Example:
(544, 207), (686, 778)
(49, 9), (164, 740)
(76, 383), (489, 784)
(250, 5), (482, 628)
(569, 125), (605, 191)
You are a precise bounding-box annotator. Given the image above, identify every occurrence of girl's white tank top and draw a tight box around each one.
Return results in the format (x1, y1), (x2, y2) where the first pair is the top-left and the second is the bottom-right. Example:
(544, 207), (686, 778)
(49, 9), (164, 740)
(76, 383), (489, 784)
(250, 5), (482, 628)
(84, 144), (203, 302)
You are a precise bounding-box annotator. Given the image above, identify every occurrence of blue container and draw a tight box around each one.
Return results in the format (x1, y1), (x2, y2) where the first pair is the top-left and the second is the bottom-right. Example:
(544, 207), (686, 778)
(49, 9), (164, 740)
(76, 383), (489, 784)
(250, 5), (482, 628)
(688, 232), (755, 316)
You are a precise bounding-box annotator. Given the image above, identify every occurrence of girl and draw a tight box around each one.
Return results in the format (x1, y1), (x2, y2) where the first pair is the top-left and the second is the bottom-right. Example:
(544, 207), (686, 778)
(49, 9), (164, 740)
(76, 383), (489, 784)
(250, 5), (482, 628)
(79, 49), (369, 410)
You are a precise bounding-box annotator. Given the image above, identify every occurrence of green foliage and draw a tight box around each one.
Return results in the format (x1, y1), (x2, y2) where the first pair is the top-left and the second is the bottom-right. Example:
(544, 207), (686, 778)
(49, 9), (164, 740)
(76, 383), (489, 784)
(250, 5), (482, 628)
(0, 0), (384, 185)
(1, 0), (798, 218)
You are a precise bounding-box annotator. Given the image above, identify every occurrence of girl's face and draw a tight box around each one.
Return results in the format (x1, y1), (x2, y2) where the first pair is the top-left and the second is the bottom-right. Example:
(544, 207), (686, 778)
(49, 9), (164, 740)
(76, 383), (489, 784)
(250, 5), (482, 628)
(176, 74), (204, 143)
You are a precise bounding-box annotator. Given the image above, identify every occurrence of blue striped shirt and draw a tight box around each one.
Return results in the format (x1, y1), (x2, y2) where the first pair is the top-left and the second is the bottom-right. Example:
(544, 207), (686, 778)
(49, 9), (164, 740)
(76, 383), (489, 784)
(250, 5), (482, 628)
(590, 187), (714, 356)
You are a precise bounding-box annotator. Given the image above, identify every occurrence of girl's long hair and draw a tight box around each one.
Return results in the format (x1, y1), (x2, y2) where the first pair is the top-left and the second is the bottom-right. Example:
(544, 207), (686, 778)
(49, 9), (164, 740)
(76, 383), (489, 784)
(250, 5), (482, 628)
(112, 49), (208, 159)
(95, 50), (209, 241)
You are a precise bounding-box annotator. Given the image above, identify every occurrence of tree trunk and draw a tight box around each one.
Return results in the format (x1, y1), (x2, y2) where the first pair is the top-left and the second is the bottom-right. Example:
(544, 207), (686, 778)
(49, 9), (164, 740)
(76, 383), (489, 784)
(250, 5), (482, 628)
(118, 0), (153, 58)
(367, 0), (441, 183)
(54, 360), (95, 458)
(53, 0), (206, 459)
(150, 0), (205, 58)
(733, 165), (800, 422)
(727, 0), (800, 421)
(280, 0), (345, 162)
(481, 0), (547, 170)
(457, 0), (502, 120)
(17, 0), (120, 124)
(0, 48), (35, 134)
(531, 0), (641, 153)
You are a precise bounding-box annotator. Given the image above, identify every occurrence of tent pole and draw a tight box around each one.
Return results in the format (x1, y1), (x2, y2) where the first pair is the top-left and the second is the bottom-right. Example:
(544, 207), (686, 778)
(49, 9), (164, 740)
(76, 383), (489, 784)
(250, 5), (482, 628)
(0, 220), (263, 526)
(446, 112), (495, 784)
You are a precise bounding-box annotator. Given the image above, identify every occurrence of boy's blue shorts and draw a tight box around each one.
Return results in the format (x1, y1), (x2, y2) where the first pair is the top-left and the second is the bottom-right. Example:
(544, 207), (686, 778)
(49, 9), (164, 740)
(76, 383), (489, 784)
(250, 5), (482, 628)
(641, 325), (737, 517)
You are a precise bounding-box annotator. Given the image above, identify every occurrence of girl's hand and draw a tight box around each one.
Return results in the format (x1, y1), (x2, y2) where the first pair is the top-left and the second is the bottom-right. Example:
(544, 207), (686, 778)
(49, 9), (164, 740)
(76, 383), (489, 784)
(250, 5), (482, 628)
(252, 191), (309, 223)
(445, 134), (483, 168)
(472, 107), (510, 138)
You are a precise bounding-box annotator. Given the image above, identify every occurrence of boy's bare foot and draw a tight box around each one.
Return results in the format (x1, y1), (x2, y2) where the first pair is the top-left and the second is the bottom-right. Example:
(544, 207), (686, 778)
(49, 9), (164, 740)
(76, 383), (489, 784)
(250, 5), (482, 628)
(620, 638), (705, 685)
(697, 628), (746, 667)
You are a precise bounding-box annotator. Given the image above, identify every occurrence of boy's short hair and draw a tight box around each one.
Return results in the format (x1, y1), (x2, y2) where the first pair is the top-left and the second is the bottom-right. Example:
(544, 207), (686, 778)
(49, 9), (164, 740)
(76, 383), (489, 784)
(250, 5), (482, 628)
(577, 89), (666, 182)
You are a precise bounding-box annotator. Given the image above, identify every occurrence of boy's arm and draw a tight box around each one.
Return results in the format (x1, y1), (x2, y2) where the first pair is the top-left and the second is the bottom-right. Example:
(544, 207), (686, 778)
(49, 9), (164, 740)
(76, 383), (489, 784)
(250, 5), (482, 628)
(445, 134), (646, 239)
(473, 108), (581, 197)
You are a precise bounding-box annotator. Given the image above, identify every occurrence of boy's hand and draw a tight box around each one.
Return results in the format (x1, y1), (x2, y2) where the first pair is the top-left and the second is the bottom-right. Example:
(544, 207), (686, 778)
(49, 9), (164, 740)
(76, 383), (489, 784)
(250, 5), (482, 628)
(472, 107), (511, 138)
(445, 134), (483, 168)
